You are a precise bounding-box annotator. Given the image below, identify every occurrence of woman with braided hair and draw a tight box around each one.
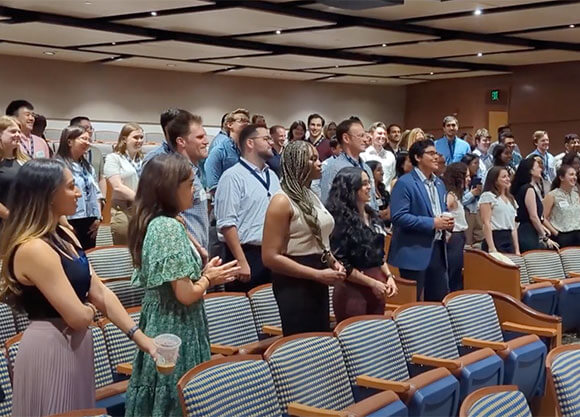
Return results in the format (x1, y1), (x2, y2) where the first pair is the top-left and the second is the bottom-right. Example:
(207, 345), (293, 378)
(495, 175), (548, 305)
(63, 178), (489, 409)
(262, 140), (346, 335)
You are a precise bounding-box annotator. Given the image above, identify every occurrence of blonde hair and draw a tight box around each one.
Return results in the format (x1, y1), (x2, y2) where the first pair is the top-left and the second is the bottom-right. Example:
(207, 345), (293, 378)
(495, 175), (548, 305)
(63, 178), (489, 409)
(405, 127), (425, 150)
(533, 130), (548, 144)
(368, 121), (386, 134)
(0, 116), (28, 163)
(113, 122), (144, 158)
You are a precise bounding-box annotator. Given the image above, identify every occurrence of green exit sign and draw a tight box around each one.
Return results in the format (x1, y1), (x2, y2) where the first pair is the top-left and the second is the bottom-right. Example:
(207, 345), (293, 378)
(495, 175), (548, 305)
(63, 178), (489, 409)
(490, 90), (500, 101)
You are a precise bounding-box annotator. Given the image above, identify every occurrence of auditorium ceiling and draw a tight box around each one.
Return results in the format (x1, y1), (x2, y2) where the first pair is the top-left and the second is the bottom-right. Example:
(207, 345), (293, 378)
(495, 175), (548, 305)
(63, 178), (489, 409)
(0, 0), (578, 85)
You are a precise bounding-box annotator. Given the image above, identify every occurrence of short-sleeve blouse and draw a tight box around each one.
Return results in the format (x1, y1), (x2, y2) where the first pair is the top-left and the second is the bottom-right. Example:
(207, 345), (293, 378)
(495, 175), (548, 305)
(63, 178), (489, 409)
(478, 191), (517, 230)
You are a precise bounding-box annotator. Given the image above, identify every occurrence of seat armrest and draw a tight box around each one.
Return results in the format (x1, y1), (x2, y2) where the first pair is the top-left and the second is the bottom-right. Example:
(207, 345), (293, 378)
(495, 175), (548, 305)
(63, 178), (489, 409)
(562, 277), (580, 285)
(262, 325), (283, 336)
(567, 271), (580, 278)
(210, 344), (239, 356)
(287, 402), (342, 417)
(116, 363), (132, 375)
(355, 375), (410, 393)
(501, 321), (557, 337)
(95, 380), (128, 400)
(530, 275), (560, 285)
(411, 354), (461, 370)
(461, 337), (508, 351)
(237, 336), (280, 355)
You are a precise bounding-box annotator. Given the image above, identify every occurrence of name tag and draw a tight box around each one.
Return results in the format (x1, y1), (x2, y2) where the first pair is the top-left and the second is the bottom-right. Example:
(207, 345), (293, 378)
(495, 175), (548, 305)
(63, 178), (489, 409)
(35, 151), (45, 158)
(559, 200), (570, 208)
(199, 188), (208, 202)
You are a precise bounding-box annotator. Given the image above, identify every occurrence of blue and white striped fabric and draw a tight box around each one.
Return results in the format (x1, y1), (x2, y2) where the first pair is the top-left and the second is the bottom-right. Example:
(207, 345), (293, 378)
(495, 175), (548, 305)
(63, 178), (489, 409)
(523, 251), (565, 280)
(104, 280), (144, 310)
(329, 286), (335, 318)
(467, 390), (531, 417)
(204, 295), (258, 347)
(181, 359), (282, 417)
(12, 310), (29, 333)
(6, 339), (20, 374)
(248, 285), (282, 335)
(266, 335), (353, 413)
(445, 294), (504, 346)
(336, 318), (409, 384)
(559, 247), (580, 277)
(96, 225), (114, 247)
(0, 354), (13, 417)
(551, 349), (580, 417)
(87, 246), (134, 279)
(101, 311), (140, 373)
(0, 304), (17, 348)
(395, 305), (459, 362)
(505, 254), (530, 285)
(91, 326), (114, 388)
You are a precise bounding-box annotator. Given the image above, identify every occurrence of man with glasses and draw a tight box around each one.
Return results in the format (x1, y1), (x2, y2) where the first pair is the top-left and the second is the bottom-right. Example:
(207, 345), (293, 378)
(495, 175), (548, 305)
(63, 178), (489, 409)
(5, 99), (50, 159)
(70, 116), (107, 203)
(320, 118), (378, 210)
(555, 133), (580, 169)
(214, 124), (280, 292)
(388, 139), (454, 301)
(205, 108), (249, 192)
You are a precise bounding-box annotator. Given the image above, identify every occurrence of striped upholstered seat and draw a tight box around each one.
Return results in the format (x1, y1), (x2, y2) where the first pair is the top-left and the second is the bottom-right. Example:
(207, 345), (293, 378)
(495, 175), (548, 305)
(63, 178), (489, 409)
(504, 254), (531, 285)
(103, 280), (144, 310)
(334, 315), (460, 416)
(523, 251), (566, 280)
(99, 308), (140, 379)
(461, 387), (531, 417)
(11, 310), (29, 333)
(247, 284), (282, 337)
(177, 355), (282, 417)
(95, 225), (114, 247)
(0, 354), (13, 417)
(204, 293), (259, 347)
(0, 304), (17, 348)
(549, 347), (580, 417)
(92, 326), (115, 389)
(558, 247), (580, 277)
(5, 333), (21, 374)
(394, 303), (504, 401)
(444, 292), (547, 399)
(86, 246), (134, 280)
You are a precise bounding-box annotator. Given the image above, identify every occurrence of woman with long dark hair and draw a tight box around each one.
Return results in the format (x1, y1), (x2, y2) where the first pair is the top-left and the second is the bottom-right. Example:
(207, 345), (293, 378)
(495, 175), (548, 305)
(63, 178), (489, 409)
(56, 125), (103, 249)
(366, 160), (390, 225)
(287, 120), (307, 142)
(543, 165), (580, 247)
(262, 140), (346, 335)
(442, 162), (469, 291)
(327, 167), (398, 322)
(0, 159), (155, 416)
(126, 153), (239, 416)
(390, 150), (412, 190)
(461, 153), (484, 246)
(511, 157), (558, 252)
(492, 143), (515, 178)
(478, 166), (519, 254)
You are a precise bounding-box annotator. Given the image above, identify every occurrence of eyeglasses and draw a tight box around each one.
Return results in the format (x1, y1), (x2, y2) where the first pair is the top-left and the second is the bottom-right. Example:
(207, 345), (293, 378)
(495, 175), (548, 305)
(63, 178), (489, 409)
(423, 150), (438, 156)
(249, 135), (273, 142)
(234, 118), (250, 124)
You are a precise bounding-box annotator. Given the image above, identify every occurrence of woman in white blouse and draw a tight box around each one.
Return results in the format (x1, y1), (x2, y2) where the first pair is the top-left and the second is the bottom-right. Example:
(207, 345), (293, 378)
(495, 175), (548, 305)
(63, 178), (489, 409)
(479, 166), (520, 254)
(104, 123), (144, 245)
(543, 164), (580, 248)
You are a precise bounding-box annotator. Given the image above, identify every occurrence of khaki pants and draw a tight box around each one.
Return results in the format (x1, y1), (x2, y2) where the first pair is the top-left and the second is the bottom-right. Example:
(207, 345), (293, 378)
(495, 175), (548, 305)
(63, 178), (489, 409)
(465, 210), (484, 246)
(110, 206), (130, 246)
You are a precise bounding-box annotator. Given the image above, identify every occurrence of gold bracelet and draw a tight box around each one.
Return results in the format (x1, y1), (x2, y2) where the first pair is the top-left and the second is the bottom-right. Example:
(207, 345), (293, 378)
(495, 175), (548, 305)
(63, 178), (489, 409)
(199, 275), (210, 289)
(85, 302), (98, 321)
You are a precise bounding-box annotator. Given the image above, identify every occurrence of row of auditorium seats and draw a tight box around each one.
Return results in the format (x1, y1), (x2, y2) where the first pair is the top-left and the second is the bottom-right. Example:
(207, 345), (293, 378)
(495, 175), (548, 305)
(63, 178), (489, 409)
(464, 247), (580, 331)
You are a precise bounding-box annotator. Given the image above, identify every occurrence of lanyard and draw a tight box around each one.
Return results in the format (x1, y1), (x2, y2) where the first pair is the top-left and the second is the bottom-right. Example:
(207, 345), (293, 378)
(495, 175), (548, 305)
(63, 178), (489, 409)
(344, 153), (364, 170)
(77, 163), (92, 196)
(21, 135), (35, 158)
(239, 159), (271, 197)
(123, 153), (143, 176)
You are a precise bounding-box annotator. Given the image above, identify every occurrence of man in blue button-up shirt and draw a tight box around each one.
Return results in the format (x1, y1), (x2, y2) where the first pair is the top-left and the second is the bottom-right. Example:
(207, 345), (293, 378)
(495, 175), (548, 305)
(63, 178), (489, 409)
(435, 116), (471, 164)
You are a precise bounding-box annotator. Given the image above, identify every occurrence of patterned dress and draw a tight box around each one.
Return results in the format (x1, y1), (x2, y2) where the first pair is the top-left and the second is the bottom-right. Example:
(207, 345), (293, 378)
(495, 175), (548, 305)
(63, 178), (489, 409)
(125, 216), (211, 417)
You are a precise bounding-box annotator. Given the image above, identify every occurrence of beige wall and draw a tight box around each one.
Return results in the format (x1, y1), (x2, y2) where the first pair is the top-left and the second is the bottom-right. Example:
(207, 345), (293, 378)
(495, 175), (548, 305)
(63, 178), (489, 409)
(0, 55), (406, 128)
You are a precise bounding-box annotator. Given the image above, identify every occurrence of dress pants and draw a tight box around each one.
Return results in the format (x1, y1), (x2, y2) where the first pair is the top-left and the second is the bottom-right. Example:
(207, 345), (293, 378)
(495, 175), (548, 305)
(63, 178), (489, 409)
(447, 231), (466, 292)
(224, 244), (271, 293)
(399, 239), (449, 301)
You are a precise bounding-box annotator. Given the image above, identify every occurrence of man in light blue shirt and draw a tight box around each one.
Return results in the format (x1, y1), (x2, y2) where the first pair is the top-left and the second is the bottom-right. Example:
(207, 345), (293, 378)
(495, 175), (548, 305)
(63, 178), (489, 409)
(205, 108), (249, 192)
(435, 116), (471, 164)
(320, 118), (378, 210)
(215, 124), (281, 292)
(527, 130), (556, 182)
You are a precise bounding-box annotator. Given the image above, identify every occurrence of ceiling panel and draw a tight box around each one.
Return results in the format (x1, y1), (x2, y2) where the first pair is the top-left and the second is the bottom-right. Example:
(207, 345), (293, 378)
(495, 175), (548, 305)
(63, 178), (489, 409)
(104, 57), (228, 73)
(206, 54), (369, 70)
(449, 49), (580, 65)
(217, 68), (322, 81)
(84, 40), (262, 60)
(0, 42), (111, 62)
(351, 39), (531, 58)
(241, 26), (436, 49)
(421, 3), (580, 33)
(119, 7), (330, 36)
(319, 75), (423, 85)
(306, 0), (558, 21)
(312, 63), (461, 77)
(0, 0), (210, 18)
(0, 22), (149, 47)
(517, 26), (580, 43)
(403, 70), (510, 80)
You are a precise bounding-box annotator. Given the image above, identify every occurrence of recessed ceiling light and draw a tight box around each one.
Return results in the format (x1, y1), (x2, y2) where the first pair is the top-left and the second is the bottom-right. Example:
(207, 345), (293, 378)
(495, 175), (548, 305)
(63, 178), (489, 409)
(84, 1), (92, 4)
(477, 52), (483, 57)
(275, 29), (282, 35)
(429, 72), (434, 75)
(111, 42), (116, 45)
(334, 65), (339, 68)
(43, 51), (56, 56)
(381, 43), (387, 47)
(150, 11), (157, 16)
(569, 24), (576, 28)
(370, 79), (377, 83)
(166, 64), (176, 67)
(474, 8), (482, 15)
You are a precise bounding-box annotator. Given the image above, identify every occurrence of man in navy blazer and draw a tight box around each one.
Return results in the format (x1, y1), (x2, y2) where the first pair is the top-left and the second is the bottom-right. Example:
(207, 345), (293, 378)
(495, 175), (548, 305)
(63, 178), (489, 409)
(388, 139), (454, 301)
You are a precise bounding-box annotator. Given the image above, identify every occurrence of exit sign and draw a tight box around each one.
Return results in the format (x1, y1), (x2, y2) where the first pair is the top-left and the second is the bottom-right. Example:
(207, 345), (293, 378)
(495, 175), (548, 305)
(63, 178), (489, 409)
(488, 89), (506, 104)
(490, 90), (500, 101)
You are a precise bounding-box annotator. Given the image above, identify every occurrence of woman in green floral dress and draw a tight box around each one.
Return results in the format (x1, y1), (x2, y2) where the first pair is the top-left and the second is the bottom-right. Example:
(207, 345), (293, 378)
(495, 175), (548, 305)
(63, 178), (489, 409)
(125, 153), (239, 417)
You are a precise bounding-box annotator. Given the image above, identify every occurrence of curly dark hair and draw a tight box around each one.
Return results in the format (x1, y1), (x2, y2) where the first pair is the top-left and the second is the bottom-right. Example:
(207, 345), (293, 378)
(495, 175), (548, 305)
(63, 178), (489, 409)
(443, 162), (468, 199)
(326, 167), (381, 274)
